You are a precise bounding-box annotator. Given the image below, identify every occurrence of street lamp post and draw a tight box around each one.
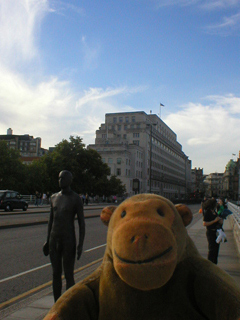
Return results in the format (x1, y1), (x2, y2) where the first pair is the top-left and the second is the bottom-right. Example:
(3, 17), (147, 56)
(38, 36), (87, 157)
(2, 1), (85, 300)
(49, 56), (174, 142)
(147, 123), (157, 193)
(149, 124), (153, 193)
(232, 153), (240, 203)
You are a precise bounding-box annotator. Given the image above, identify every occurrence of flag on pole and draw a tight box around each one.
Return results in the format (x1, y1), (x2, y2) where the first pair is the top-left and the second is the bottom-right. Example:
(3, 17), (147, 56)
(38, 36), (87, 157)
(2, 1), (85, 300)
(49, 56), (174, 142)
(160, 103), (164, 107)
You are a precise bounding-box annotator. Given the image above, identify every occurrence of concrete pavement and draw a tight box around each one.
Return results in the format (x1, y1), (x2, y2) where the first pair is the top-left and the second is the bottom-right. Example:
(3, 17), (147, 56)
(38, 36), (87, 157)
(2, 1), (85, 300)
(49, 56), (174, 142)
(0, 214), (240, 319)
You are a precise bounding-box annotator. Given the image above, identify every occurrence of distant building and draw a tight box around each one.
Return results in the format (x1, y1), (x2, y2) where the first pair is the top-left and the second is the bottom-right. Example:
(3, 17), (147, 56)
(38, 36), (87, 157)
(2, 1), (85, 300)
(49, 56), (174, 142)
(191, 167), (205, 194)
(88, 111), (192, 199)
(204, 152), (240, 201)
(222, 155), (240, 201)
(204, 173), (224, 198)
(0, 128), (49, 163)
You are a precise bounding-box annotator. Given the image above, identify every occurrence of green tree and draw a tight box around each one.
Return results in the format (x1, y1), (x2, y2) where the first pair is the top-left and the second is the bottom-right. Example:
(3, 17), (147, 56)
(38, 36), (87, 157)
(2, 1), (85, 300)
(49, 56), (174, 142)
(39, 136), (125, 196)
(24, 159), (51, 194)
(0, 135), (126, 197)
(107, 175), (126, 196)
(0, 141), (26, 192)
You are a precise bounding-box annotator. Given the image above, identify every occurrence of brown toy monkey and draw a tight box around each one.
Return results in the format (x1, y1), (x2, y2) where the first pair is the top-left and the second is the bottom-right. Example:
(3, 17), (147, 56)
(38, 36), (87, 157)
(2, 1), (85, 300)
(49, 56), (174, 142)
(44, 194), (240, 320)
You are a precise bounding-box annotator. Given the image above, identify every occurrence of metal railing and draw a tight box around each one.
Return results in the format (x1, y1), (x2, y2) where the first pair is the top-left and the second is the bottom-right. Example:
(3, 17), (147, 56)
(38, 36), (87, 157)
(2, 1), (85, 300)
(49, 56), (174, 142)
(22, 195), (35, 203)
(228, 202), (240, 255)
(228, 202), (240, 228)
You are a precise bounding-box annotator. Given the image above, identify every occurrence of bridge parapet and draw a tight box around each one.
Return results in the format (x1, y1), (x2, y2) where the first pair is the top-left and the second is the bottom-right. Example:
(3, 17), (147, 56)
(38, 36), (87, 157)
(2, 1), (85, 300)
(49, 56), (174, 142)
(228, 202), (240, 255)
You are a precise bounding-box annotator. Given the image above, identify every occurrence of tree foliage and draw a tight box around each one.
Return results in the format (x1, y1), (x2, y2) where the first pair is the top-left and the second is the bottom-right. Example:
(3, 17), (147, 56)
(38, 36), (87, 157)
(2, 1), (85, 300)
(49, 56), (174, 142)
(0, 141), (26, 193)
(22, 136), (125, 196)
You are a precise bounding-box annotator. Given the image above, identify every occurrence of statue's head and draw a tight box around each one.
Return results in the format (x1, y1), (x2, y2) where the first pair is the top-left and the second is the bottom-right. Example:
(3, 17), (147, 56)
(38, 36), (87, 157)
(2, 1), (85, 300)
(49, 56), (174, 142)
(59, 170), (73, 189)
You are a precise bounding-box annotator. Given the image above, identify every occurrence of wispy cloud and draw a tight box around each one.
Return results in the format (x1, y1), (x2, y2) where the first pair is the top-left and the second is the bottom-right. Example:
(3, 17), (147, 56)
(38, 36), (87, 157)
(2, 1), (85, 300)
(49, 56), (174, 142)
(0, 1), (143, 148)
(75, 86), (144, 144)
(200, 0), (240, 10)
(0, 63), (75, 134)
(81, 36), (101, 69)
(0, 0), (77, 146)
(153, 0), (240, 35)
(0, 0), (50, 65)
(154, 0), (199, 8)
(76, 86), (145, 109)
(165, 95), (240, 173)
(154, 0), (240, 9)
(204, 12), (240, 35)
(51, 1), (85, 17)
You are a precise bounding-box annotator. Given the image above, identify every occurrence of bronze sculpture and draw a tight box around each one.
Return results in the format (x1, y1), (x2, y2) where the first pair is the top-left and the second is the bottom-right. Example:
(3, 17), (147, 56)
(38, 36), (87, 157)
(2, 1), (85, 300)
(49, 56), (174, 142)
(43, 170), (85, 302)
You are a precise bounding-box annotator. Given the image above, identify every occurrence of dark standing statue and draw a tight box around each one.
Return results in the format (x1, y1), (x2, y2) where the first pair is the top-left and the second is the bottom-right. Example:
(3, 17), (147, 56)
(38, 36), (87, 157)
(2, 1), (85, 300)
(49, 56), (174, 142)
(43, 170), (85, 302)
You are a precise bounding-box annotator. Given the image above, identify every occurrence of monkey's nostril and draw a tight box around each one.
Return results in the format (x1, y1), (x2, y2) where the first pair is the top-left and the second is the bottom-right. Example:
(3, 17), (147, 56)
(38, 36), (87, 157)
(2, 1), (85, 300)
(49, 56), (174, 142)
(131, 234), (149, 243)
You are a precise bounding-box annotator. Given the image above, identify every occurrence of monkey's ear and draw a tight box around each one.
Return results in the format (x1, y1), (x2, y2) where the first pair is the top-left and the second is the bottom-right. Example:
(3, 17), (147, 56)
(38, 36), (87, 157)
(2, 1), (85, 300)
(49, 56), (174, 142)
(175, 204), (193, 227)
(100, 206), (117, 226)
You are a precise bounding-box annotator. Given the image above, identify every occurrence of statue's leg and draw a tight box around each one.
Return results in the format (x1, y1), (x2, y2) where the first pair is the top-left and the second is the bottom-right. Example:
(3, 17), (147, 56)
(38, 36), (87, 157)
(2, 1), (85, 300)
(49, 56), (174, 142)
(63, 240), (76, 290)
(50, 238), (63, 302)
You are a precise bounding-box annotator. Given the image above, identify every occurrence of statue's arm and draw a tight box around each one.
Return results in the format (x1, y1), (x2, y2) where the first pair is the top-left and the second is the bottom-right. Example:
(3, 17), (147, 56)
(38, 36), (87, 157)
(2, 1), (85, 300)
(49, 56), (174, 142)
(43, 198), (54, 256)
(47, 198), (54, 242)
(76, 196), (85, 260)
(43, 283), (98, 320)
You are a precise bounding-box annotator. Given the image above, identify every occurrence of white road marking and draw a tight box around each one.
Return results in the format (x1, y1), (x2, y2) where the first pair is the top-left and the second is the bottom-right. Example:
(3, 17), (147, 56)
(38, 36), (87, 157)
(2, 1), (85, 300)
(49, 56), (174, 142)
(0, 263), (51, 283)
(84, 243), (106, 252)
(0, 243), (107, 283)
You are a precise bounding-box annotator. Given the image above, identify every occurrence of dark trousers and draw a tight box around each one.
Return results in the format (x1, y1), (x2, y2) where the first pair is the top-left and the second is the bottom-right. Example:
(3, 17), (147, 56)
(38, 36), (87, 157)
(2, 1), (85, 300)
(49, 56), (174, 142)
(50, 237), (76, 302)
(206, 229), (220, 264)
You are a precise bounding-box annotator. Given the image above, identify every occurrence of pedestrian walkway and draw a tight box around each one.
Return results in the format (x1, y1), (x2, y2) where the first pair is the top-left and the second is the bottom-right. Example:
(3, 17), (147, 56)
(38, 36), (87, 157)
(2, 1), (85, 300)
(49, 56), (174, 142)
(0, 215), (239, 320)
(188, 215), (240, 288)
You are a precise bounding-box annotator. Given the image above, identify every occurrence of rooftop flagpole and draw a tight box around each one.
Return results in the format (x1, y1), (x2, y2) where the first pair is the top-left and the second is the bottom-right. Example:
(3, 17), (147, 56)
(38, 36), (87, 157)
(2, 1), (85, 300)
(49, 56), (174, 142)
(160, 103), (164, 119)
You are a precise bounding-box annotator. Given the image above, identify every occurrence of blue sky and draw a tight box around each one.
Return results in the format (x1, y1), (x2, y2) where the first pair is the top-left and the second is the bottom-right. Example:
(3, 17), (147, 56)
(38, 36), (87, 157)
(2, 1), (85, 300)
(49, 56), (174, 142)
(0, 0), (240, 174)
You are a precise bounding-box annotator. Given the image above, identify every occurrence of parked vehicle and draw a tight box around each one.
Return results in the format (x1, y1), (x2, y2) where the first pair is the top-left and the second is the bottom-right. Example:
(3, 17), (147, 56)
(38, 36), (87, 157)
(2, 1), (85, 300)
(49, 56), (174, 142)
(0, 190), (28, 212)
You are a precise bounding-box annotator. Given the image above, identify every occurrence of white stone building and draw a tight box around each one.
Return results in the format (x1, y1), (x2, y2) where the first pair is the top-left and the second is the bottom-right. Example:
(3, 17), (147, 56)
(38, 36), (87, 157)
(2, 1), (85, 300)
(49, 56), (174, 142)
(88, 111), (192, 199)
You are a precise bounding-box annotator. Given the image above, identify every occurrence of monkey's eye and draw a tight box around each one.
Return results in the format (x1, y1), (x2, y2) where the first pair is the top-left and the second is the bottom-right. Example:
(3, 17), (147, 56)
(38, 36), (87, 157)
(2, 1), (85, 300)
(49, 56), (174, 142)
(121, 210), (126, 218)
(157, 208), (165, 217)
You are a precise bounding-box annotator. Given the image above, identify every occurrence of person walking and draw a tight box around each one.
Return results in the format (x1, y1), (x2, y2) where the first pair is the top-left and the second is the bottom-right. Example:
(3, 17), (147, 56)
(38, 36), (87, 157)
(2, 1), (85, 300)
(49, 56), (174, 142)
(35, 191), (39, 206)
(85, 193), (88, 205)
(41, 193), (46, 205)
(202, 198), (223, 264)
(43, 170), (85, 302)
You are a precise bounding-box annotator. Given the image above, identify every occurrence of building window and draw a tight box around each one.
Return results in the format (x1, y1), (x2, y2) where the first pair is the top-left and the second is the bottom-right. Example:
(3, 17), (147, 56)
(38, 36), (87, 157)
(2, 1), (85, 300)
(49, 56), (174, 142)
(123, 134), (127, 139)
(113, 117), (117, 123)
(125, 116), (129, 122)
(102, 158), (105, 163)
(102, 134), (107, 138)
(118, 125), (121, 131)
(133, 140), (139, 146)
(124, 125), (128, 130)
(117, 158), (121, 164)
(132, 116), (135, 122)
(133, 133), (139, 138)
(117, 168), (121, 176)
(108, 158), (113, 163)
(119, 117), (123, 122)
